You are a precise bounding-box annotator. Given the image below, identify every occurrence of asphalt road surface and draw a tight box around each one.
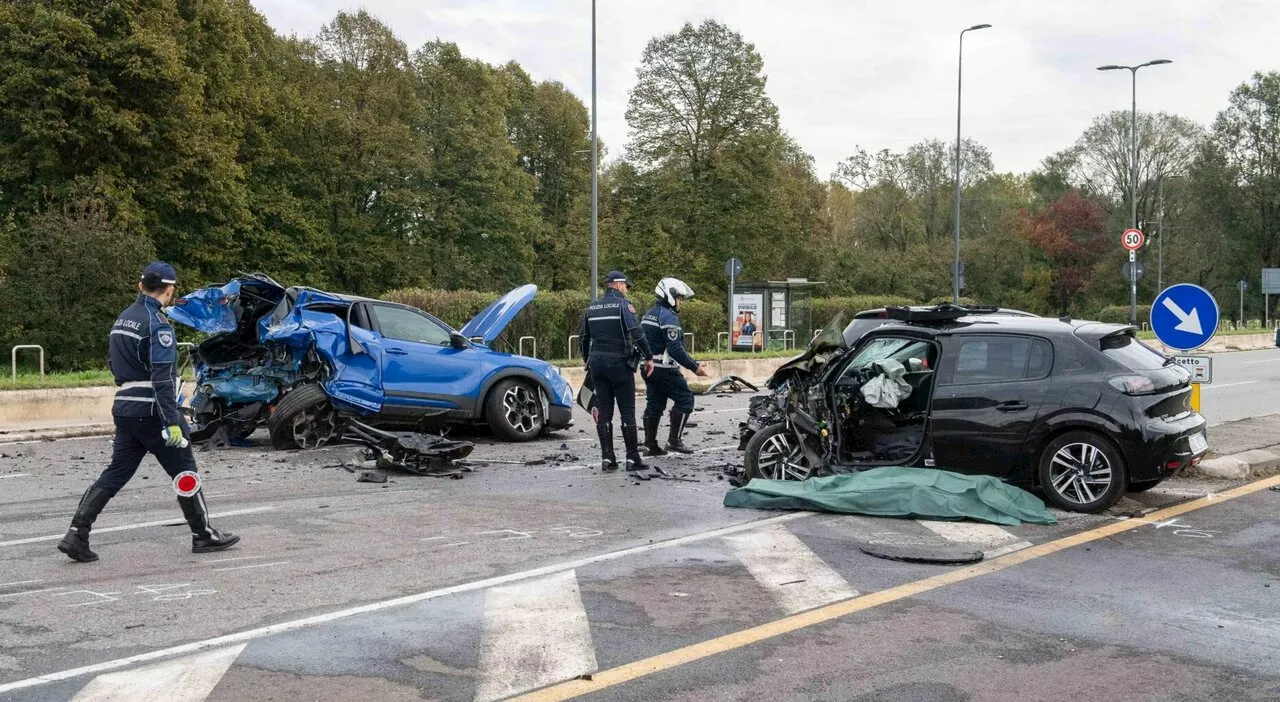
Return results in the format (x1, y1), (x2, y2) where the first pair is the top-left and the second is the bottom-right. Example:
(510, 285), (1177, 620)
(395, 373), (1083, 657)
(1197, 347), (1280, 425)
(1, 392), (1277, 701)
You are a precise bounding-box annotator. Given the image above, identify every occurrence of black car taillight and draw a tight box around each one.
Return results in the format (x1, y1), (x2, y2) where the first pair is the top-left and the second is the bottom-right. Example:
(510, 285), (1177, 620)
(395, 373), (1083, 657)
(1108, 375), (1156, 395)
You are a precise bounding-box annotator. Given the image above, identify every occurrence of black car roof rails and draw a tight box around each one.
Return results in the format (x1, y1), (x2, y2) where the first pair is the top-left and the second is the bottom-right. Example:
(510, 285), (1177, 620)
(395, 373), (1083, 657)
(883, 303), (995, 324)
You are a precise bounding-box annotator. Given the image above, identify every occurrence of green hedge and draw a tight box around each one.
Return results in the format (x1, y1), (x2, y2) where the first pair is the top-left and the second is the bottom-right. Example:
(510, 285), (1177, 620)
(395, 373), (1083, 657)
(382, 289), (970, 359)
(1095, 305), (1152, 325)
(384, 288), (725, 359)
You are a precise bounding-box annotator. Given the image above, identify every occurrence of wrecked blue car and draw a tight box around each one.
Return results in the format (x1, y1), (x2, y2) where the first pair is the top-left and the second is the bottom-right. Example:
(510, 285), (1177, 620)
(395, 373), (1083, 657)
(166, 274), (574, 449)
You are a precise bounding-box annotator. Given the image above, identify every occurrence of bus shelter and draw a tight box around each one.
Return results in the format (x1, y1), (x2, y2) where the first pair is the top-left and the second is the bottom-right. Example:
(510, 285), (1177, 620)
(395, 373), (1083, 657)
(728, 278), (823, 352)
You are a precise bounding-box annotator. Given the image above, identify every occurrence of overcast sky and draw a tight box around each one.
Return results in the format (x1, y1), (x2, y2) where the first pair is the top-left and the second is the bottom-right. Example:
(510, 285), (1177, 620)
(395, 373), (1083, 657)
(252, 0), (1279, 179)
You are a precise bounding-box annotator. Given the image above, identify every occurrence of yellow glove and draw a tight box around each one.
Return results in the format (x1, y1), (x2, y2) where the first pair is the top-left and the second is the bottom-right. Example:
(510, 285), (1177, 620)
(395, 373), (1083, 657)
(162, 425), (185, 447)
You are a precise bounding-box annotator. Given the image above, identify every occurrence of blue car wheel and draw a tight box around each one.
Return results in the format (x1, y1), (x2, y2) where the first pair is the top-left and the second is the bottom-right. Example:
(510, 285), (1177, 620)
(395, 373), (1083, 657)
(485, 378), (544, 442)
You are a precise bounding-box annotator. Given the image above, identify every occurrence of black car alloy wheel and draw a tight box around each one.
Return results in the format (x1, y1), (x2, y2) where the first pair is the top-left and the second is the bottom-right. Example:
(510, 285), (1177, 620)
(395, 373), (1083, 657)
(1038, 431), (1127, 512)
(485, 378), (545, 442)
(744, 424), (813, 481)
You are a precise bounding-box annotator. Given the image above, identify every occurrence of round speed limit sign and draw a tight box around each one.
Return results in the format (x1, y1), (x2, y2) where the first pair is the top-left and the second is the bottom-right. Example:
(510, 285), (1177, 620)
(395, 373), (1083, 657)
(1122, 228), (1145, 251)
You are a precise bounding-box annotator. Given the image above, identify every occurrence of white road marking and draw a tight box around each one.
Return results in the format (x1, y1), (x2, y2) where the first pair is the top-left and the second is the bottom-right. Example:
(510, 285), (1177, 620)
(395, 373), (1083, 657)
(724, 524), (858, 614)
(474, 570), (598, 702)
(70, 644), (246, 702)
(1243, 357), (1280, 364)
(0, 579), (43, 588)
(699, 408), (750, 414)
(0, 473), (30, 479)
(917, 520), (1032, 558)
(0, 506), (275, 548)
(212, 561), (288, 573)
(0, 512), (809, 695)
(0, 586), (66, 598)
(1201, 381), (1260, 391)
(203, 555), (267, 564)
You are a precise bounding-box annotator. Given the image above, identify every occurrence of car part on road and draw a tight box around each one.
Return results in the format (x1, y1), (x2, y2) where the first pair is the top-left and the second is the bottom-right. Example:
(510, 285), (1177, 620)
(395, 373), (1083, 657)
(1038, 431), (1128, 511)
(724, 467), (1057, 526)
(356, 470), (388, 484)
(704, 376), (759, 394)
(343, 420), (474, 476)
(856, 540), (984, 565)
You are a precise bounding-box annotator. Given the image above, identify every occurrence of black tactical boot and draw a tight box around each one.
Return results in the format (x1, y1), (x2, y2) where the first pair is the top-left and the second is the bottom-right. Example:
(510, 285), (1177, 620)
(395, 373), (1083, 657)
(665, 410), (695, 454)
(643, 416), (667, 456)
(622, 423), (648, 475)
(57, 486), (112, 563)
(178, 491), (241, 553)
(597, 422), (618, 472)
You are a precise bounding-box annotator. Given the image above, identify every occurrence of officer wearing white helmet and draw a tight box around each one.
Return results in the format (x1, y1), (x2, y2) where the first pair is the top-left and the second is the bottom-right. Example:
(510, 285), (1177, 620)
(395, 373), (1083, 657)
(641, 277), (710, 455)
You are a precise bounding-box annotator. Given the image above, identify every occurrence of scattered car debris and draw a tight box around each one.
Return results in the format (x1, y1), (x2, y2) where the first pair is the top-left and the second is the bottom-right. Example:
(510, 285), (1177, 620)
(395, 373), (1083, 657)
(704, 375), (759, 395)
(857, 541), (984, 565)
(344, 420), (474, 477)
(356, 470), (388, 484)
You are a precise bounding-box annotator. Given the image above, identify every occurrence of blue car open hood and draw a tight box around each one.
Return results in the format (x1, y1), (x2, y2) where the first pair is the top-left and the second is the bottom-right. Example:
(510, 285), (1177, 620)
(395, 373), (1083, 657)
(166, 275), (286, 334)
(459, 284), (537, 344)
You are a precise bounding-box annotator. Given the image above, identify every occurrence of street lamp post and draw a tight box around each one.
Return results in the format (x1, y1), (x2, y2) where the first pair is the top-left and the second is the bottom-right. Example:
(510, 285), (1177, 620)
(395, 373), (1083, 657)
(952, 23), (991, 305)
(589, 0), (599, 301)
(1097, 59), (1171, 324)
(1156, 174), (1183, 292)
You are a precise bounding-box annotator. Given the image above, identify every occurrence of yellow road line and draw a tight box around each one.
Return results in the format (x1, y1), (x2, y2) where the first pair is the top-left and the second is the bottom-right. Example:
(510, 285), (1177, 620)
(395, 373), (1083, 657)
(514, 473), (1280, 701)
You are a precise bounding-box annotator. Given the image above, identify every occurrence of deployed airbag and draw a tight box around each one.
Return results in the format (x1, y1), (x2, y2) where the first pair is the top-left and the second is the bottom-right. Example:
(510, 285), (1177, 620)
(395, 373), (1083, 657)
(861, 359), (911, 409)
(723, 467), (1057, 526)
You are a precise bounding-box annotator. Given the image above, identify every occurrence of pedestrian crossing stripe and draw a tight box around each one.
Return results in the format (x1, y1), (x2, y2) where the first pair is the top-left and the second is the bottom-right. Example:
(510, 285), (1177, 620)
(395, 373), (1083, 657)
(42, 516), (1056, 702)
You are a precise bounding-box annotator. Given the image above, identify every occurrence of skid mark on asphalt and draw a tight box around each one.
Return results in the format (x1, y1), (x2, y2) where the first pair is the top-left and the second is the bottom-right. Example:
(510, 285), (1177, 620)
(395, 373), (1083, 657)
(474, 570), (597, 702)
(70, 644), (246, 702)
(724, 524), (859, 614)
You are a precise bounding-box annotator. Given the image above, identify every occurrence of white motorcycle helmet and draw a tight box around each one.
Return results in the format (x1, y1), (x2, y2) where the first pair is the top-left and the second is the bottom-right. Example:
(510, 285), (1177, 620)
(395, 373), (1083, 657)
(655, 277), (695, 307)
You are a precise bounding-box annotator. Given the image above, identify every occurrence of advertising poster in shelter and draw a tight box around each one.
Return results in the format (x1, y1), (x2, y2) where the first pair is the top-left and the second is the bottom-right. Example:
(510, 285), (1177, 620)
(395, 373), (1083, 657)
(732, 293), (764, 349)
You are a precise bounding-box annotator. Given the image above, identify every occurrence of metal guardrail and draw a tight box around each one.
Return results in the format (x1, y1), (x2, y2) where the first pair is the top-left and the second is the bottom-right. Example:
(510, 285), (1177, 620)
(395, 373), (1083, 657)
(11, 345), (44, 381)
(683, 333), (695, 353)
(567, 335), (580, 360)
(781, 329), (796, 350)
(716, 332), (729, 352)
(751, 331), (764, 351)
(518, 336), (537, 358)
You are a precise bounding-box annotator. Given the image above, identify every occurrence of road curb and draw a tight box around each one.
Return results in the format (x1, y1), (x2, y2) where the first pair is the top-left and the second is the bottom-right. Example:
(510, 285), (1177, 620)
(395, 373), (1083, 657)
(1192, 447), (1280, 480)
(0, 423), (114, 444)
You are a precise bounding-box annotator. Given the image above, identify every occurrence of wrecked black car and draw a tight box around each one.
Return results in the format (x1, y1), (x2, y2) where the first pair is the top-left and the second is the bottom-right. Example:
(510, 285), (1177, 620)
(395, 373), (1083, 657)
(739, 305), (1209, 513)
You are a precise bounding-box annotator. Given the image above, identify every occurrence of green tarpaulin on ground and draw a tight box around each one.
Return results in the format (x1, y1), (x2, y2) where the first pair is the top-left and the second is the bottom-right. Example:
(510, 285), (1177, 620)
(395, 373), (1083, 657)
(724, 467), (1057, 526)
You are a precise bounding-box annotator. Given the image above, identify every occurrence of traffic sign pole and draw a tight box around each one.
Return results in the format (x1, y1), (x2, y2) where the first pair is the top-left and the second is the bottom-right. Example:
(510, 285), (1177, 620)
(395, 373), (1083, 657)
(1129, 251), (1137, 326)
(1122, 229), (1145, 327)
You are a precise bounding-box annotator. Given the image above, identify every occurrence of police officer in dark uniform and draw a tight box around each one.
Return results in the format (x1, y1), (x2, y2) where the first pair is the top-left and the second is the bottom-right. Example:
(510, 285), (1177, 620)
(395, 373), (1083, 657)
(58, 262), (240, 562)
(579, 271), (653, 473)
(642, 277), (710, 455)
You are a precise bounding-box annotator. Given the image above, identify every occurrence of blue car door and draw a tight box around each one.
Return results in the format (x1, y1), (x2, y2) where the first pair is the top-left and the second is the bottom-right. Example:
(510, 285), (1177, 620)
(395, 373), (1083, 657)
(370, 304), (485, 414)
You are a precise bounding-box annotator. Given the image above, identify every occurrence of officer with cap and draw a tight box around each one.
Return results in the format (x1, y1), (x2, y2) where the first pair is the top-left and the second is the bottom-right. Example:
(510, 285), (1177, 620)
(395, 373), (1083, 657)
(578, 271), (653, 474)
(58, 262), (240, 562)
(641, 277), (710, 455)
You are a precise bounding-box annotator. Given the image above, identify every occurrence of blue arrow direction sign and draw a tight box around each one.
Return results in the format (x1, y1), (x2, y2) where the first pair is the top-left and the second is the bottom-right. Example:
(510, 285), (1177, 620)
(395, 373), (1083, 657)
(1150, 284), (1220, 351)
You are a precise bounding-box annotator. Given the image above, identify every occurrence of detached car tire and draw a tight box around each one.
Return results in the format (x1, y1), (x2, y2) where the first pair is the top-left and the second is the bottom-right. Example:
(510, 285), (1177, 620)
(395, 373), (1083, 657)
(744, 423), (814, 482)
(268, 383), (339, 450)
(486, 379), (544, 442)
(1038, 431), (1128, 512)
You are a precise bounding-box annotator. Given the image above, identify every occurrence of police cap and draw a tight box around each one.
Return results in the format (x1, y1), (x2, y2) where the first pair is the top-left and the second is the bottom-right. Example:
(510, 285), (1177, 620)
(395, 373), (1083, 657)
(603, 270), (631, 286)
(140, 261), (178, 287)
